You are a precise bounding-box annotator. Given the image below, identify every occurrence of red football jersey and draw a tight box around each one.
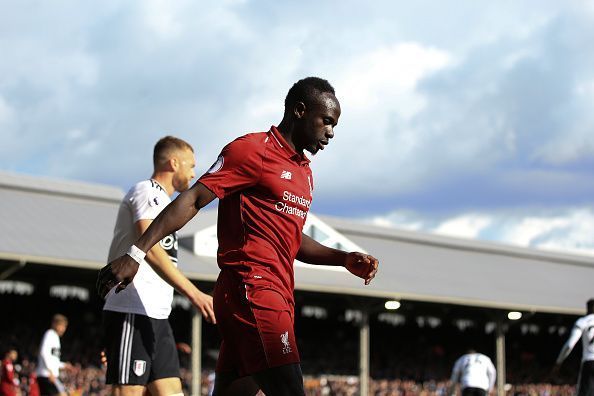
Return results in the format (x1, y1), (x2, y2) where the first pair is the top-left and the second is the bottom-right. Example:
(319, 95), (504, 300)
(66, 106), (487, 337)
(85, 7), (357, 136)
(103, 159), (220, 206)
(0, 359), (17, 396)
(199, 126), (313, 302)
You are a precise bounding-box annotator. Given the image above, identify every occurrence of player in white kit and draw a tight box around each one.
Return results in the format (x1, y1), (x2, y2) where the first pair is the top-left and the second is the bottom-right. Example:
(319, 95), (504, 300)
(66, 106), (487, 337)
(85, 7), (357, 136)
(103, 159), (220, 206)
(36, 314), (71, 396)
(555, 299), (594, 396)
(101, 136), (215, 396)
(449, 350), (496, 396)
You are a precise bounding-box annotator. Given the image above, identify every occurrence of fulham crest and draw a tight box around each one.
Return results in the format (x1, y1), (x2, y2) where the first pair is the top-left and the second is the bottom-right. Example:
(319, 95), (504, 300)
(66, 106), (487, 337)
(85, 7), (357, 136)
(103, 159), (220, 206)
(133, 360), (146, 376)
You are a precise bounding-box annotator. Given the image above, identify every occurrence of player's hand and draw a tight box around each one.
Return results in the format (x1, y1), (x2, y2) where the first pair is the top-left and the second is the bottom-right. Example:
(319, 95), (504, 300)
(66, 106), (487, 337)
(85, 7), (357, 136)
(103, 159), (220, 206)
(49, 373), (56, 384)
(96, 255), (140, 299)
(190, 290), (216, 324)
(176, 342), (192, 354)
(345, 252), (379, 285)
(100, 350), (107, 367)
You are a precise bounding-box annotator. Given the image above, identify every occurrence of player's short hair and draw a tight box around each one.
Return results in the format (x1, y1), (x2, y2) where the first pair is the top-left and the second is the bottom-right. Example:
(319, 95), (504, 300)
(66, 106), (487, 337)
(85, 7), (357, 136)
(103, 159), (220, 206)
(587, 298), (594, 312)
(153, 136), (194, 167)
(285, 77), (335, 111)
(52, 313), (68, 326)
(3, 347), (17, 356)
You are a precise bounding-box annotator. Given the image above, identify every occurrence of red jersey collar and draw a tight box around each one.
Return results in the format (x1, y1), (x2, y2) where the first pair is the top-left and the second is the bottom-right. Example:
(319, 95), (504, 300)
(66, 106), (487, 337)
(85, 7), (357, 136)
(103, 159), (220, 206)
(269, 126), (310, 164)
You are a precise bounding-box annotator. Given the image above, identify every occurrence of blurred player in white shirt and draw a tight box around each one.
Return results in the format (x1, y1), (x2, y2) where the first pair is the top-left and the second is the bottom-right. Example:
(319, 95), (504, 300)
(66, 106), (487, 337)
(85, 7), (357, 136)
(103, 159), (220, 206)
(554, 298), (594, 396)
(449, 350), (496, 396)
(36, 314), (71, 396)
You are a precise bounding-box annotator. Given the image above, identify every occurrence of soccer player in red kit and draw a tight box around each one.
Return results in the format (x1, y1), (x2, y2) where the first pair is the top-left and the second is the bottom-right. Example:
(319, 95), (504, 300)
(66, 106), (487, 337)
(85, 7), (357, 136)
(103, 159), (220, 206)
(0, 348), (19, 396)
(98, 77), (379, 395)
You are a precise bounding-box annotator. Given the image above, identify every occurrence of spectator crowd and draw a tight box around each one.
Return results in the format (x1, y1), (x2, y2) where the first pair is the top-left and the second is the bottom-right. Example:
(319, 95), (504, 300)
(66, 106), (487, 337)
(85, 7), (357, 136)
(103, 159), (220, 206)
(0, 288), (583, 395)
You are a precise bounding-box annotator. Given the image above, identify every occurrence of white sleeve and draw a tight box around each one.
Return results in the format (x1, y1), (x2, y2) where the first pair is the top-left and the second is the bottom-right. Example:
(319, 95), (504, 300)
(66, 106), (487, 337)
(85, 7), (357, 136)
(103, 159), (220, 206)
(556, 324), (583, 364)
(129, 183), (166, 222)
(450, 358), (462, 383)
(487, 359), (496, 390)
(39, 332), (57, 376)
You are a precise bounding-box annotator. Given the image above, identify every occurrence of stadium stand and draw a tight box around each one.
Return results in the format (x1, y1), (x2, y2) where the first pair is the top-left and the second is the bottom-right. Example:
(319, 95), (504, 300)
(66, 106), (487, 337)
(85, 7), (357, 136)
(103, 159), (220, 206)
(1, 170), (593, 395)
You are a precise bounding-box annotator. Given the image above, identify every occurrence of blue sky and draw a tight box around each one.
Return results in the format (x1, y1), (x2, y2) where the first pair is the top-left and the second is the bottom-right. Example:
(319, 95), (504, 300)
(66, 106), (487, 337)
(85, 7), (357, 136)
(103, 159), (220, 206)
(1, 1), (594, 255)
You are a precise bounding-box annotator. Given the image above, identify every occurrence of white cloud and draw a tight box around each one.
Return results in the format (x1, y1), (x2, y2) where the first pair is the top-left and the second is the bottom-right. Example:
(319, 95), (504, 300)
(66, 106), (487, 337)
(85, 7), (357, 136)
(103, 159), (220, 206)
(1, 1), (594, 225)
(337, 42), (452, 118)
(433, 215), (492, 239)
(369, 207), (594, 257)
(371, 210), (425, 232)
(499, 216), (571, 247)
(0, 96), (15, 124)
(141, 0), (186, 39)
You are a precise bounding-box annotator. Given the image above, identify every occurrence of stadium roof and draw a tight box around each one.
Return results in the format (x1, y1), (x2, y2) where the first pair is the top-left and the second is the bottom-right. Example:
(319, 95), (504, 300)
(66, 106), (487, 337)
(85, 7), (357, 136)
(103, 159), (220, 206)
(1, 170), (592, 315)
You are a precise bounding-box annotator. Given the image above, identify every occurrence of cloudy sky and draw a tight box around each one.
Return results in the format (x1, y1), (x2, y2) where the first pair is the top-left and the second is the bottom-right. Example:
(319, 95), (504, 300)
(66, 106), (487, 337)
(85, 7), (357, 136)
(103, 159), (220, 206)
(1, 0), (593, 256)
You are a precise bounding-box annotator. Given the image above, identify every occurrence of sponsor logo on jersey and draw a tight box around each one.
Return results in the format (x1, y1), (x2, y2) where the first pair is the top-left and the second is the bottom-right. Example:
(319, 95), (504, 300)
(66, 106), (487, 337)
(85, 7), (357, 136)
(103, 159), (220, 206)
(148, 196), (160, 207)
(281, 331), (292, 354)
(207, 155), (224, 174)
(159, 233), (178, 262)
(160, 234), (178, 251)
(275, 190), (311, 220)
(280, 170), (292, 180)
(133, 360), (146, 376)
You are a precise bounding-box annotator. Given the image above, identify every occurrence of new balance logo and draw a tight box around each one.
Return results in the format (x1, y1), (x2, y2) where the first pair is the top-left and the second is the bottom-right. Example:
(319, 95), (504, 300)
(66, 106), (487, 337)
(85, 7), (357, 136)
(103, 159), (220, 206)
(280, 170), (292, 180)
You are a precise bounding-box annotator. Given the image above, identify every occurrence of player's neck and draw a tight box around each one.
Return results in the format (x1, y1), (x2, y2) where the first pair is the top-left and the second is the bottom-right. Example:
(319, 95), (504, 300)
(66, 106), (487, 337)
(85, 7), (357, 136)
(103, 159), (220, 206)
(150, 173), (175, 196)
(276, 121), (301, 154)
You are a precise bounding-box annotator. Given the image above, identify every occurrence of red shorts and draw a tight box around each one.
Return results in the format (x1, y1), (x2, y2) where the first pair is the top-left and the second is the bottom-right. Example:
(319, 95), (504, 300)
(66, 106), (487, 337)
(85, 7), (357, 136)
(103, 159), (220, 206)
(213, 269), (300, 376)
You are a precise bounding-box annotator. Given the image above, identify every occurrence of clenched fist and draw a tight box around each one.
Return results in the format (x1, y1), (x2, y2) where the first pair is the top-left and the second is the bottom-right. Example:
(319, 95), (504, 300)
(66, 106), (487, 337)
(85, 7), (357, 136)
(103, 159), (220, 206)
(345, 252), (379, 285)
(96, 255), (140, 299)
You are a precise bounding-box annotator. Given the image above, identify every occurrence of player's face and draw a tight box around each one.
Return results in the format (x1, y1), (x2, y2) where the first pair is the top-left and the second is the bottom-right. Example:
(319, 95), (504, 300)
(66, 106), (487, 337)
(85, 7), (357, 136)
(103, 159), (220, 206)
(296, 93), (341, 155)
(55, 323), (67, 336)
(172, 148), (196, 193)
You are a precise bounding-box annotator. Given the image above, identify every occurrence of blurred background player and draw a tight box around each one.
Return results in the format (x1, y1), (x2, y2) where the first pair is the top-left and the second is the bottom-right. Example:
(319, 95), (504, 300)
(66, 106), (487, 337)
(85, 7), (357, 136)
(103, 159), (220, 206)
(554, 298), (594, 396)
(0, 348), (19, 396)
(102, 136), (215, 396)
(36, 314), (70, 396)
(449, 349), (496, 396)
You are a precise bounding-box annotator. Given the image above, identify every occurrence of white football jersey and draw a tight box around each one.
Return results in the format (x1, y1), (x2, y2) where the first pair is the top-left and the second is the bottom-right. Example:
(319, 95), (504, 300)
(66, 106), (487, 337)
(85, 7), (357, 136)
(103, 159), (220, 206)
(36, 329), (64, 377)
(557, 314), (594, 363)
(576, 314), (594, 362)
(451, 353), (496, 391)
(103, 180), (178, 319)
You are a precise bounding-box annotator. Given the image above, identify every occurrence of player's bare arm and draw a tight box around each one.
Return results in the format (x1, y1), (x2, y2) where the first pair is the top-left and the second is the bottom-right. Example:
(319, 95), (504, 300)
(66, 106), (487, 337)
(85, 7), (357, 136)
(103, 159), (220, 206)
(136, 219), (216, 323)
(97, 182), (216, 298)
(296, 233), (379, 285)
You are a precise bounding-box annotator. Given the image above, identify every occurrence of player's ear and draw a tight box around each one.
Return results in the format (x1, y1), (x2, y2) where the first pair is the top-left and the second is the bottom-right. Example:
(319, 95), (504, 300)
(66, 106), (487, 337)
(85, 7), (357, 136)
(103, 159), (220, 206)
(170, 157), (179, 171)
(294, 102), (306, 119)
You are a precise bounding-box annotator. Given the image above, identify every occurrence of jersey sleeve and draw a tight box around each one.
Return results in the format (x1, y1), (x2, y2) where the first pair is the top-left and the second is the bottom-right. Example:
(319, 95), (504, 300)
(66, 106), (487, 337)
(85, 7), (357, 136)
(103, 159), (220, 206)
(575, 316), (587, 331)
(39, 331), (57, 376)
(487, 358), (496, 390)
(450, 357), (462, 383)
(129, 183), (166, 222)
(198, 137), (264, 199)
(556, 321), (583, 364)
